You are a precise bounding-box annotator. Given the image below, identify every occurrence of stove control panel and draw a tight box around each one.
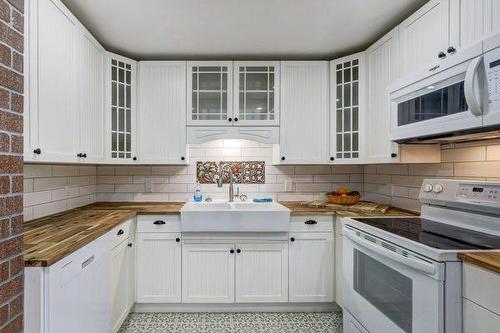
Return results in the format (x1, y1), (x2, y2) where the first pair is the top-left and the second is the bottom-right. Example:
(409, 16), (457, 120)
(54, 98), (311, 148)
(456, 184), (500, 203)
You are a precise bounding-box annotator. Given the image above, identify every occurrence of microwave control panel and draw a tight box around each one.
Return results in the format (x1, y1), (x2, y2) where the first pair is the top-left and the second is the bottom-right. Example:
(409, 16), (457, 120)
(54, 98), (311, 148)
(486, 50), (500, 106)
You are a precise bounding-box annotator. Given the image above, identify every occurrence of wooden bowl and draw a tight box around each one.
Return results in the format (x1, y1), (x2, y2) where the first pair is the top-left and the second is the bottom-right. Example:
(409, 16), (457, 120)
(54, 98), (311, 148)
(327, 194), (360, 205)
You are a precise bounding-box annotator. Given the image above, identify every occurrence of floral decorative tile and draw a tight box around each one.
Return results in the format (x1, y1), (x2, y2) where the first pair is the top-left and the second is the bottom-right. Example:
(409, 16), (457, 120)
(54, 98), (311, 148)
(196, 161), (265, 184)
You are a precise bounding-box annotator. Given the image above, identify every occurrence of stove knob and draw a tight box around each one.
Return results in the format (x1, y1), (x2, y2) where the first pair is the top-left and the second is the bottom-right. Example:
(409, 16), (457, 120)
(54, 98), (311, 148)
(433, 184), (444, 193)
(424, 184), (433, 193)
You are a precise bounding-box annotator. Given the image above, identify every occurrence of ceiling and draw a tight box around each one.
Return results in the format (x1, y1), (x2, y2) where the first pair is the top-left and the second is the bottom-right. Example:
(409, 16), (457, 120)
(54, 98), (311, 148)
(62, 0), (427, 60)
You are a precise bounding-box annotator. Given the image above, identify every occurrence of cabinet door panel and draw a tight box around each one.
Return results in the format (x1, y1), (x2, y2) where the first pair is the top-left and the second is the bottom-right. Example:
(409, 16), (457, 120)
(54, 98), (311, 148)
(136, 233), (181, 303)
(366, 28), (400, 163)
(182, 243), (235, 303)
(399, 0), (450, 76)
(289, 233), (334, 302)
(32, 0), (77, 162)
(279, 61), (329, 164)
(235, 243), (288, 303)
(138, 62), (187, 164)
(77, 33), (105, 163)
(111, 241), (129, 332)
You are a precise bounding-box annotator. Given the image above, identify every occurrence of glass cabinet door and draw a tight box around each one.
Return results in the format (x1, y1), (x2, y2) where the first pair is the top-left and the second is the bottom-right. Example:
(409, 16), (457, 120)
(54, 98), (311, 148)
(109, 54), (136, 160)
(234, 62), (280, 126)
(187, 62), (233, 125)
(330, 54), (365, 162)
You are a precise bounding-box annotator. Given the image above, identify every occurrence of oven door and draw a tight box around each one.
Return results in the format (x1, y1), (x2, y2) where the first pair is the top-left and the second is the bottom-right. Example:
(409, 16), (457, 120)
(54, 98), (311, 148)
(342, 225), (445, 333)
(389, 42), (486, 142)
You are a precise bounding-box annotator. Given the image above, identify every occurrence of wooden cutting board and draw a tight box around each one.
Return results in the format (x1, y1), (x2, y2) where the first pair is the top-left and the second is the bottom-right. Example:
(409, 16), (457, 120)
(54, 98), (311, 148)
(301, 200), (390, 214)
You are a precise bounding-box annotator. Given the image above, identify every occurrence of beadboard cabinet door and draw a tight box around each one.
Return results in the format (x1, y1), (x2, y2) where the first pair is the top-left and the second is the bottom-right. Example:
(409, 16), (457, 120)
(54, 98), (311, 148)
(136, 233), (182, 303)
(365, 28), (400, 164)
(182, 243), (235, 303)
(76, 30), (105, 163)
(26, 0), (78, 163)
(235, 243), (288, 303)
(138, 61), (187, 164)
(278, 61), (329, 164)
(289, 233), (334, 303)
(399, 0), (452, 77)
(111, 240), (129, 333)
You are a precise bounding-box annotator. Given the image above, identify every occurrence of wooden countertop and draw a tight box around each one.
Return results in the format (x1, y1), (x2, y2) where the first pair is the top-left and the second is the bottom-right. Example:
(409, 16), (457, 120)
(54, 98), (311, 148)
(24, 201), (415, 267)
(24, 209), (136, 267)
(459, 252), (500, 275)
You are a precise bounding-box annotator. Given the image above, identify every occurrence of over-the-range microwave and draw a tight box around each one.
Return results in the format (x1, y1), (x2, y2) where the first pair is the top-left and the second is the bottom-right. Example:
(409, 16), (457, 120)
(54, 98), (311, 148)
(388, 32), (500, 143)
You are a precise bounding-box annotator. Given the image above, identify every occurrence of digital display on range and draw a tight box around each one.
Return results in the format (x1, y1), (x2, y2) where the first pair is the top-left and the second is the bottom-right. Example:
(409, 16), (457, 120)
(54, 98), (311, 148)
(472, 187), (484, 193)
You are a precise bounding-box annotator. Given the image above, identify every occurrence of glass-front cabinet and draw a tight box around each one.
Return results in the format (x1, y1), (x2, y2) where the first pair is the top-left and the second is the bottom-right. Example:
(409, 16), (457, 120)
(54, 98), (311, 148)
(330, 53), (365, 163)
(187, 61), (233, 126)
(233, 62), (280, 126)
(107, 53), (137, 161)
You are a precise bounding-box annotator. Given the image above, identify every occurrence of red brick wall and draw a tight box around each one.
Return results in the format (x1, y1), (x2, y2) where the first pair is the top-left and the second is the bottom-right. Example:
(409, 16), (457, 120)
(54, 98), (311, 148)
(0, 0), (23, 332)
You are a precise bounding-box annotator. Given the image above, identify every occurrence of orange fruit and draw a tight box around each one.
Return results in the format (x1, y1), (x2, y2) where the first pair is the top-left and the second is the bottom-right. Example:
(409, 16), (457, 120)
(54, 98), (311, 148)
(337, 187), (349, 195)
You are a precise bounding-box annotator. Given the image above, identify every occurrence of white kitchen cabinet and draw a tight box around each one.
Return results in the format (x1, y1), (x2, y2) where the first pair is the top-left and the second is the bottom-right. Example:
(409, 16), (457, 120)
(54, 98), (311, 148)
(111, 239), (130, 332)
(330, 53), (366, 163)
(399, 0), (453, 77)
(235, 243), (288, 303)
(233, 62), (280, 126)
(187, 61), (233, 126)
(365, 28), (400, 163)
(136, 233), (182, 303)
(26, 0), (78, 163)
(182, 243), (235, 303)
(278, 61), (329, 164)
(289, 233), (334, 303)
(76, 30), (105, 163)
(138, 61), (187, 164)
(106, 53), (137, 161)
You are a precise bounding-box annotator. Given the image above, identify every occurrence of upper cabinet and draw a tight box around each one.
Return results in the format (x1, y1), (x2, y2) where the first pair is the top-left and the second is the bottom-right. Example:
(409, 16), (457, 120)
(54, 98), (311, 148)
(25, 0), (105, 163)
(106, 53), (137, 162)
(138, 61), (187, 164)
(330, 53), (366, 164)
(233, 62), (280, 126)
(399, 0), (452, 77)
(187, 61), (233, 126)
(278, 61), (329, 164)
(365, 28), (400, 164)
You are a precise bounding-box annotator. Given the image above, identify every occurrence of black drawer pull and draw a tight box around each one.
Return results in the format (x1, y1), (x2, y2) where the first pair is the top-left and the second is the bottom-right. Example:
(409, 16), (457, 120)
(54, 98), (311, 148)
(290, 237), (295, 242)
(117, 229), (124, 235)
(236, 249), (241, 253)
(128, 243), (133, 247)
(304, 220), (317, 225)
(153, 220), (166, 225)
(230, 249), (235, 254)
(176, 237), (180, 242)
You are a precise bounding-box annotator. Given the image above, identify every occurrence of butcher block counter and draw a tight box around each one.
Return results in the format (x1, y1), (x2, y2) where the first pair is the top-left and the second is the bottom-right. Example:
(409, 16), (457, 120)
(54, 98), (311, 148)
(459, 252), (500, 275)
(23, 201), (416, 267)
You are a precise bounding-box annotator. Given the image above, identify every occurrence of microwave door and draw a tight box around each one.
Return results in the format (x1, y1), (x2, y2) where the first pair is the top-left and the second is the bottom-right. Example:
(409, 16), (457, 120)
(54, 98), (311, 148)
(483, 41), (500, 126)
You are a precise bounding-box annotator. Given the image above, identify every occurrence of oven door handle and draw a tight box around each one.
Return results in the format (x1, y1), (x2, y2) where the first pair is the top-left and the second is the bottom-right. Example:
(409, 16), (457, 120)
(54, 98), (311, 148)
(464, 55), (484, 116)
(345, 228), (437, 276)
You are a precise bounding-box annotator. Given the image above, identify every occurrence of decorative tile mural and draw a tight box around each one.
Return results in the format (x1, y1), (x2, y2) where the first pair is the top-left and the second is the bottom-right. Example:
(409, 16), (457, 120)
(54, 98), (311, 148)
(196, 161), (265, 184)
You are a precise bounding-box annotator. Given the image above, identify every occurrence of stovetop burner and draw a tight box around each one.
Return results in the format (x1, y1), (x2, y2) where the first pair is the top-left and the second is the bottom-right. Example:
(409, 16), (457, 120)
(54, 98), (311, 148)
(352, 217), (500, 250)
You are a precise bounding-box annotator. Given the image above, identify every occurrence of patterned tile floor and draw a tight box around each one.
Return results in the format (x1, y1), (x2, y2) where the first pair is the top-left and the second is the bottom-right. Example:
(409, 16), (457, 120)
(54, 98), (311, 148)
(118, 312), (343, 333)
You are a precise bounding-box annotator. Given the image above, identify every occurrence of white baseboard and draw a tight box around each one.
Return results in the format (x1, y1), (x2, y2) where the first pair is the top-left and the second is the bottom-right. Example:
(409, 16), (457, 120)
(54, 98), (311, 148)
(132, 302), (341, 313)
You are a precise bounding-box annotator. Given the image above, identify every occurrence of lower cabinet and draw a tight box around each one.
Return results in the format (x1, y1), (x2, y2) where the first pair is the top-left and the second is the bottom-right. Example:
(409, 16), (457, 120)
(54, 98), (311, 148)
(136, 233), (182, 303)
(289, 232), (334, 302)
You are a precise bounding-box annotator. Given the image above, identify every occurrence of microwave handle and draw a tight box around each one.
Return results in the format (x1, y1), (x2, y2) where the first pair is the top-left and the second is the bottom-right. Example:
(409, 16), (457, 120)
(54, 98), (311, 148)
(344, 228), (437, 276)
(464, 56), (484, 116)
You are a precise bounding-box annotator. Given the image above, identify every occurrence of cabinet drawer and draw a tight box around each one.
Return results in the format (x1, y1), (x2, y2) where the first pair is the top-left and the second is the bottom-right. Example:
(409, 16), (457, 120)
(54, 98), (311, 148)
(464, 298), (500, 333)
(290, 215), (333, 232)
(137, 215), (181, 233)
(463, 263), (500, 315)
(111, 218), (133, 248)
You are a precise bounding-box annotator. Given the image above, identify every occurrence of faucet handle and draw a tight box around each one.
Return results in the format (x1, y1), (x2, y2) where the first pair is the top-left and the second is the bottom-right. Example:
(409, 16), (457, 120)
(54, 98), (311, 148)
(239, 194), (248, 202)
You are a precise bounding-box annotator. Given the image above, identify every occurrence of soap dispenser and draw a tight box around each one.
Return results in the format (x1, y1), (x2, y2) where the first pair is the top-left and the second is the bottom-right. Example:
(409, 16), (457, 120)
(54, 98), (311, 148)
(193, 181), (203, 202)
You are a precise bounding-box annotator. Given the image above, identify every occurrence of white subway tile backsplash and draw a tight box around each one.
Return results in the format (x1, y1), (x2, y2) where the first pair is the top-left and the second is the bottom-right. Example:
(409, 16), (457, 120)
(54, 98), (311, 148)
(34, 177), (67, 191)
(53, 165), (79, 177)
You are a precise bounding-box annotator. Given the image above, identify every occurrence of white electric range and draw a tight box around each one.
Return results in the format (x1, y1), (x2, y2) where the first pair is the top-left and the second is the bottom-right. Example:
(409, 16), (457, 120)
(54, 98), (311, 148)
(342, 179), (500, 333)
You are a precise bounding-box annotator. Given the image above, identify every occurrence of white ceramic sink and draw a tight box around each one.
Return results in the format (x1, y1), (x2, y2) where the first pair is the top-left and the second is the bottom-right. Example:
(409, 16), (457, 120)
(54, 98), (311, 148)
(180, 201), (291, 232)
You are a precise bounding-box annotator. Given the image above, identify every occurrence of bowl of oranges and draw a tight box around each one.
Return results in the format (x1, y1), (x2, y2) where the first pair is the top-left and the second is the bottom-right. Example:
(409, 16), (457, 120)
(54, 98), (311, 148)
(327, 187), (360, 205)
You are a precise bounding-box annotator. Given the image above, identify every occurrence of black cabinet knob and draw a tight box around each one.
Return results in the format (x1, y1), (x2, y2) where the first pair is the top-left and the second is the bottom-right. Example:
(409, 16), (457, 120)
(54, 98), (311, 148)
(281, 156), (285, 161)
(234, 117), (238, 122)
(117, 229), (124, 236)
(305, 220), (317, 225)
(128, 243), (133, 247)
(77, 153), (82, 158)
(33, 148), (41, 155)
(330, 157), (334, 161)
(181, 156), (185, 161)
(236, 249), (241, 253)
(290, 237), (295, 242)
(230, 249), (235, 254)
(438, 51), (446, 59)
(228, 118), (233, 122)
(82, 153), (87, 158)
(176, 237), (180, 242)
(447, 46), (456, 54)
(391, 153), (398, 158)
(132, 156), (137, 161)
(153, 220), (166, 225)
